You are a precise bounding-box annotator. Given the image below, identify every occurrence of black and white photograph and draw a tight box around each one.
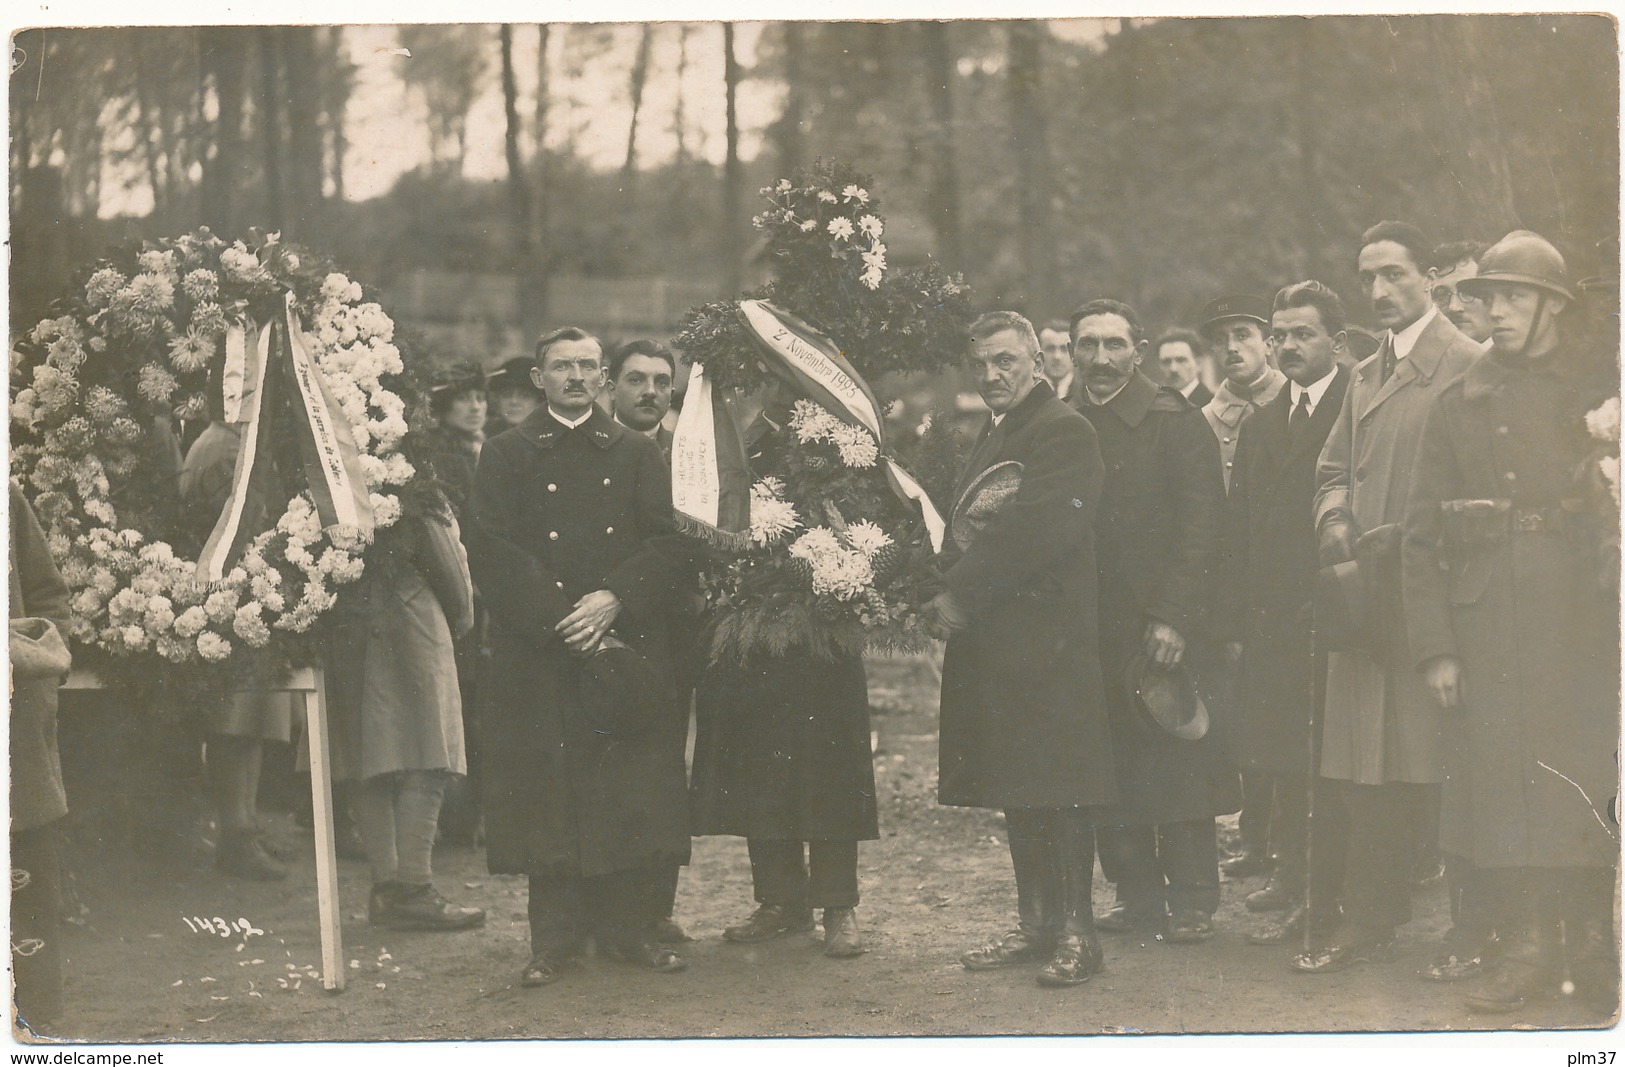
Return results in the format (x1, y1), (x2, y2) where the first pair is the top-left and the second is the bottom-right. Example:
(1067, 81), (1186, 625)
(5, 2), (1621, 1057)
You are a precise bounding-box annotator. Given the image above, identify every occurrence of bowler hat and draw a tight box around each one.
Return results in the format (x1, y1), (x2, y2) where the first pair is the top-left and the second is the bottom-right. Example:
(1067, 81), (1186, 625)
(430, 360), (486, 397)
(579, 634), (670, 735)
(1125, 649), (1209, 741)
(1198, 295), (1271, 340)
(487, 355), (542, 394)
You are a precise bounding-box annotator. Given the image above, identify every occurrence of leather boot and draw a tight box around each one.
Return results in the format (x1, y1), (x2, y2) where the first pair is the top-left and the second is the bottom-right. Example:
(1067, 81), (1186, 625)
(961, 812), (1055, 970)
(1465, 871), (1559, 1014)
(1036, 813), (1104, 987)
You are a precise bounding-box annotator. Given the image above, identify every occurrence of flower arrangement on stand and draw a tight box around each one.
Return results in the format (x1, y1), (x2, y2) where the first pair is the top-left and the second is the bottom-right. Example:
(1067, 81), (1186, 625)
(9, 228), (438, 707)
(674, 161), (975, 663)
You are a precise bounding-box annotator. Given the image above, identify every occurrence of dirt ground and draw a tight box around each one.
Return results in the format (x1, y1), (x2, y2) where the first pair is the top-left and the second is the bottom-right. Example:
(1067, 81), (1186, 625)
(19, 654), (1620, 1049)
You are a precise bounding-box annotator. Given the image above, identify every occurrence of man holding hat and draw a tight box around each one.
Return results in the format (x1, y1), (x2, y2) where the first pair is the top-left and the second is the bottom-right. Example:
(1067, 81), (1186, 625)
(1300, 221), (1482, 974)
(1068, 298), (1236, 945)
(924, 310), (1114, 988)
(1198, 295), (1288, 491)
(1403, 230), (1619, 1015)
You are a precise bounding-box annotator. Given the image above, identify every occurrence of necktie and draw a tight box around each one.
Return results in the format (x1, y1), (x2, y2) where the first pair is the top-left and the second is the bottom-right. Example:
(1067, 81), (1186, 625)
(1381, 337), (1397, 383)
(1290, 390), (1312, 436)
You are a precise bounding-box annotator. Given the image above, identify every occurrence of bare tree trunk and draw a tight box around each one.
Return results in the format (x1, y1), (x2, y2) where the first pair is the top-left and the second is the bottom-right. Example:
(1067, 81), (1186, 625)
(1006, 21), (1054, 311)
(623, 25), (654, 178)
(921, 21), (961, 269)
(722, 23), (744, 295)
(777, 22), (806, 176)
(201, 28), (248, 234)
(673, 24), (693, 164)
(256, 28), (284, 230)
(324, 27), (350, 204)
(1427, 18), (1521, 233)
(500, 24), (540, 338)
(285, 26), (323, 238)
(531, 23), (552, 326)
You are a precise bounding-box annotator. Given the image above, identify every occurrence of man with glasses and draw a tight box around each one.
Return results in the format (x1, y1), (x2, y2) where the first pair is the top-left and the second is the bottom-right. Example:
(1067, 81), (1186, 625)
(1429, 241), (1494, 347)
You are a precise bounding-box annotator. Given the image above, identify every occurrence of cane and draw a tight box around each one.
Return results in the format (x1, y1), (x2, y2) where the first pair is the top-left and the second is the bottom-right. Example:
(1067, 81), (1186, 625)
(1303, 610), (1323, 954)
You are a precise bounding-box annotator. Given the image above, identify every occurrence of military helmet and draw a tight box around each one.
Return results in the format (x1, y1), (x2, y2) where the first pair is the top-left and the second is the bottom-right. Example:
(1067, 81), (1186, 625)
(1458, 230), (1574, 303)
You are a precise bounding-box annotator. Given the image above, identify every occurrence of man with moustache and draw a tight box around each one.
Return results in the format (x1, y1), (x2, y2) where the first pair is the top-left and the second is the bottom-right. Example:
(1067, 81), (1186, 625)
(1154, 328), (1213, 407)
(1038, 319), (1077, 402)
(470, 327), (694, 987)
(1404, 231), (1619, 1014)
(1218, 281), (1353, 946)
(1199, 295), (1288, 493)
(1069, 299), (1235, 944)
(608, 340), (677, 457)
(1298, 221), (1483, 974)
(1429, 241), (1494, 348)
(924, 311), (1114, 988)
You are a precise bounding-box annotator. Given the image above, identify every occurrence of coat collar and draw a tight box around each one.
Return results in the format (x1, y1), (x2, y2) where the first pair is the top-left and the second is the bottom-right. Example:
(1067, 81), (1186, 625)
(516, 403), (623, 450)
(1206, 367), (1287, 428)
(1077, 371), (1159, 428)
(1355, 313), (1460, 419)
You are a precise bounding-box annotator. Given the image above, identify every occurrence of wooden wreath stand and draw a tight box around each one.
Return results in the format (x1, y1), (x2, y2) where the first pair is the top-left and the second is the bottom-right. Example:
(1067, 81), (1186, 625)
(62, 664), (345, 992)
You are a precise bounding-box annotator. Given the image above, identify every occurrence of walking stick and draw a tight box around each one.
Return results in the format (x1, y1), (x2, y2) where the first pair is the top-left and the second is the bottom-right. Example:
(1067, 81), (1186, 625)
(1303, 612), (1322, 955)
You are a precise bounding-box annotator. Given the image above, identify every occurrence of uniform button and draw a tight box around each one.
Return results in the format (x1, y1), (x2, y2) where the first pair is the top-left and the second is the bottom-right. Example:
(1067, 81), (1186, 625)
(603, 478), (612, 486)
(1223, 437), (1232, 444)
(606, 526), (615, 535)
(555, 581), (564, 589)
(547, 483), (557, 492)
(549, 531), (559, 540)
(1225, 461), (1233, 468)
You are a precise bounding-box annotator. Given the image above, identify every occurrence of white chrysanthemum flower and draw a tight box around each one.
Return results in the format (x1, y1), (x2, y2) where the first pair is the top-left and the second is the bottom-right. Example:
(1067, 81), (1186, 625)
(862, 243), (887, 271)
(191, 302), (228, 337)
(752, 476), (788, 500)
(220, 245), (266, 282)
(83, 386), (126, 424)
(833, 426), (879, 468)
(789, 526), (843, 562)
(775, 178), (793, 193)
(371, 493), (403, 527)
(860, 266), (884, 291)
(85, 268), (126, 307)
(168, 328), (215, 373)
(817, 190), (839, 204)
(144, 596), (176, 633)
(1585, 397), (1620, 444)
(842, 184), (869, 204)
(11, 388), (41, 427)
(70, 588), (104, 618)
(233, 603), (271, 646)
(845, 520), (893, 558)
(124, 273), (176, 313)
(827, 217), (855, 240)
(382, 453), (415, 485)
(750, 496), (801, 547)
(197, 631), (233, 662)
(810, 547), (875, 601)
(137, 363), (179, 403)
(204, 589), (239, 624)
(799, 219), (817, 233)
(173, 606), (208, 637)
(858, 214), (884, 238)
(46, 336), (87, 371)
(121, 625), (152, 650)
(32, 364), (79, 413)
(137, 250), (178, 279)
(182, 268), (219, 304)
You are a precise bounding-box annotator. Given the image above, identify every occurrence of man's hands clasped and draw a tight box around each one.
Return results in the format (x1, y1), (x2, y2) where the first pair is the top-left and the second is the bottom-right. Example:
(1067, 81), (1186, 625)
(557, 589), (623, 654)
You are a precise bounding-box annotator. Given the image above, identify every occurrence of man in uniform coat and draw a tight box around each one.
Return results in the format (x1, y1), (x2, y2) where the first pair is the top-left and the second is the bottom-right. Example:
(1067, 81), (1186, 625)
(1302, 221), (1483, 973)
(1404, 231), (1619, 1015)
(924, 311), (1114, 988)
(469, 327), (694, 987)
(1218, 281), (1352, 945)
(1069, 299), (1237, 945)
(1198, 294), (1288, 492)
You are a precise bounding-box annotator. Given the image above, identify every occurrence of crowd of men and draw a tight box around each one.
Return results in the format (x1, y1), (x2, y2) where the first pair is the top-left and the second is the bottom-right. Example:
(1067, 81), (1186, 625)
(399, 219), (1617, 1018)
(919, 221), (1618, 1015)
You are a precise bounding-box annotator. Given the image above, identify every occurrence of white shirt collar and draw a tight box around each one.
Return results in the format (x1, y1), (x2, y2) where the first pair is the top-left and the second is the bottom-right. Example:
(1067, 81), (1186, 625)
(1389, 305), (1438, 360)
(1051, 371), (1073, 401)
(990, 412), (1005, 427)
(1083, 378), (1133, 407)
(549, 406), (594, 429)
(1290, 367), (1337, 417)
(1178, 378), (1202, 399)
(613, 412), (662, 439)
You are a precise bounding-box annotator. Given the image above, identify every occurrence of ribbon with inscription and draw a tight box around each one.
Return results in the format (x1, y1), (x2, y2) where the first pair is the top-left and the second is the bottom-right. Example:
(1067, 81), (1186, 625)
(198, 291), (374, 581)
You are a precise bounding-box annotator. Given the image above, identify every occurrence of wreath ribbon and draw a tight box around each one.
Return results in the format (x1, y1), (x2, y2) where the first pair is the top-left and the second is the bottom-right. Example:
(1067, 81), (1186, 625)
(198, 292), (374, 581)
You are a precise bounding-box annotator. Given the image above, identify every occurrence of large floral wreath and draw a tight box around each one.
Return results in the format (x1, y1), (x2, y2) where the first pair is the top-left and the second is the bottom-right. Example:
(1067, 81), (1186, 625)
(9, 228), (434, 700)
(673, 162), (974, 662)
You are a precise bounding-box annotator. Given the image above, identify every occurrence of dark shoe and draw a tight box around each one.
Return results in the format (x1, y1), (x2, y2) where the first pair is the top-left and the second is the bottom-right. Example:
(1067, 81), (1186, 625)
(520, 953), (565, 988)
(1166, 910), (1214, 944)
(1220, 852), (1270, 879)
(1250, 903), (1342, 947)
(653, 918), (692, 944)
(1095, 902), (1162, 933)
(723, 903), (814, 943)
(1420, 931), (1498, 982)
(608, 939), (687, 973)
(960, 929), (1052, 971)
(822, 908), (865, 959)
(1464, 958), (1557, 1014)
(215, 832), (288, 882)
(1036, 935), (1104, 987)
(1290, 933), (1395, 974)
(371, 882), (485, 931)
(1244, 876), (1297, 913)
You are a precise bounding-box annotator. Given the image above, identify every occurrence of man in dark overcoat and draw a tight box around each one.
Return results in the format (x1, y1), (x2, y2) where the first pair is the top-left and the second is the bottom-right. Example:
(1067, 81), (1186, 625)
(1304, 221), (1483, 974)
(1217, 281), (1352, 945)
(924, 310), (1114, 988)
(1404, 231), (1619, 1016)
(1069, 298), (1237, 945)
(469, 327), (693, 987)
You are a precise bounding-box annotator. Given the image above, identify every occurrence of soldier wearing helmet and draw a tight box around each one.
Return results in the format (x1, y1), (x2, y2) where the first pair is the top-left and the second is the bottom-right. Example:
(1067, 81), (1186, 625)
(1403, 230), (1620, 1016)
